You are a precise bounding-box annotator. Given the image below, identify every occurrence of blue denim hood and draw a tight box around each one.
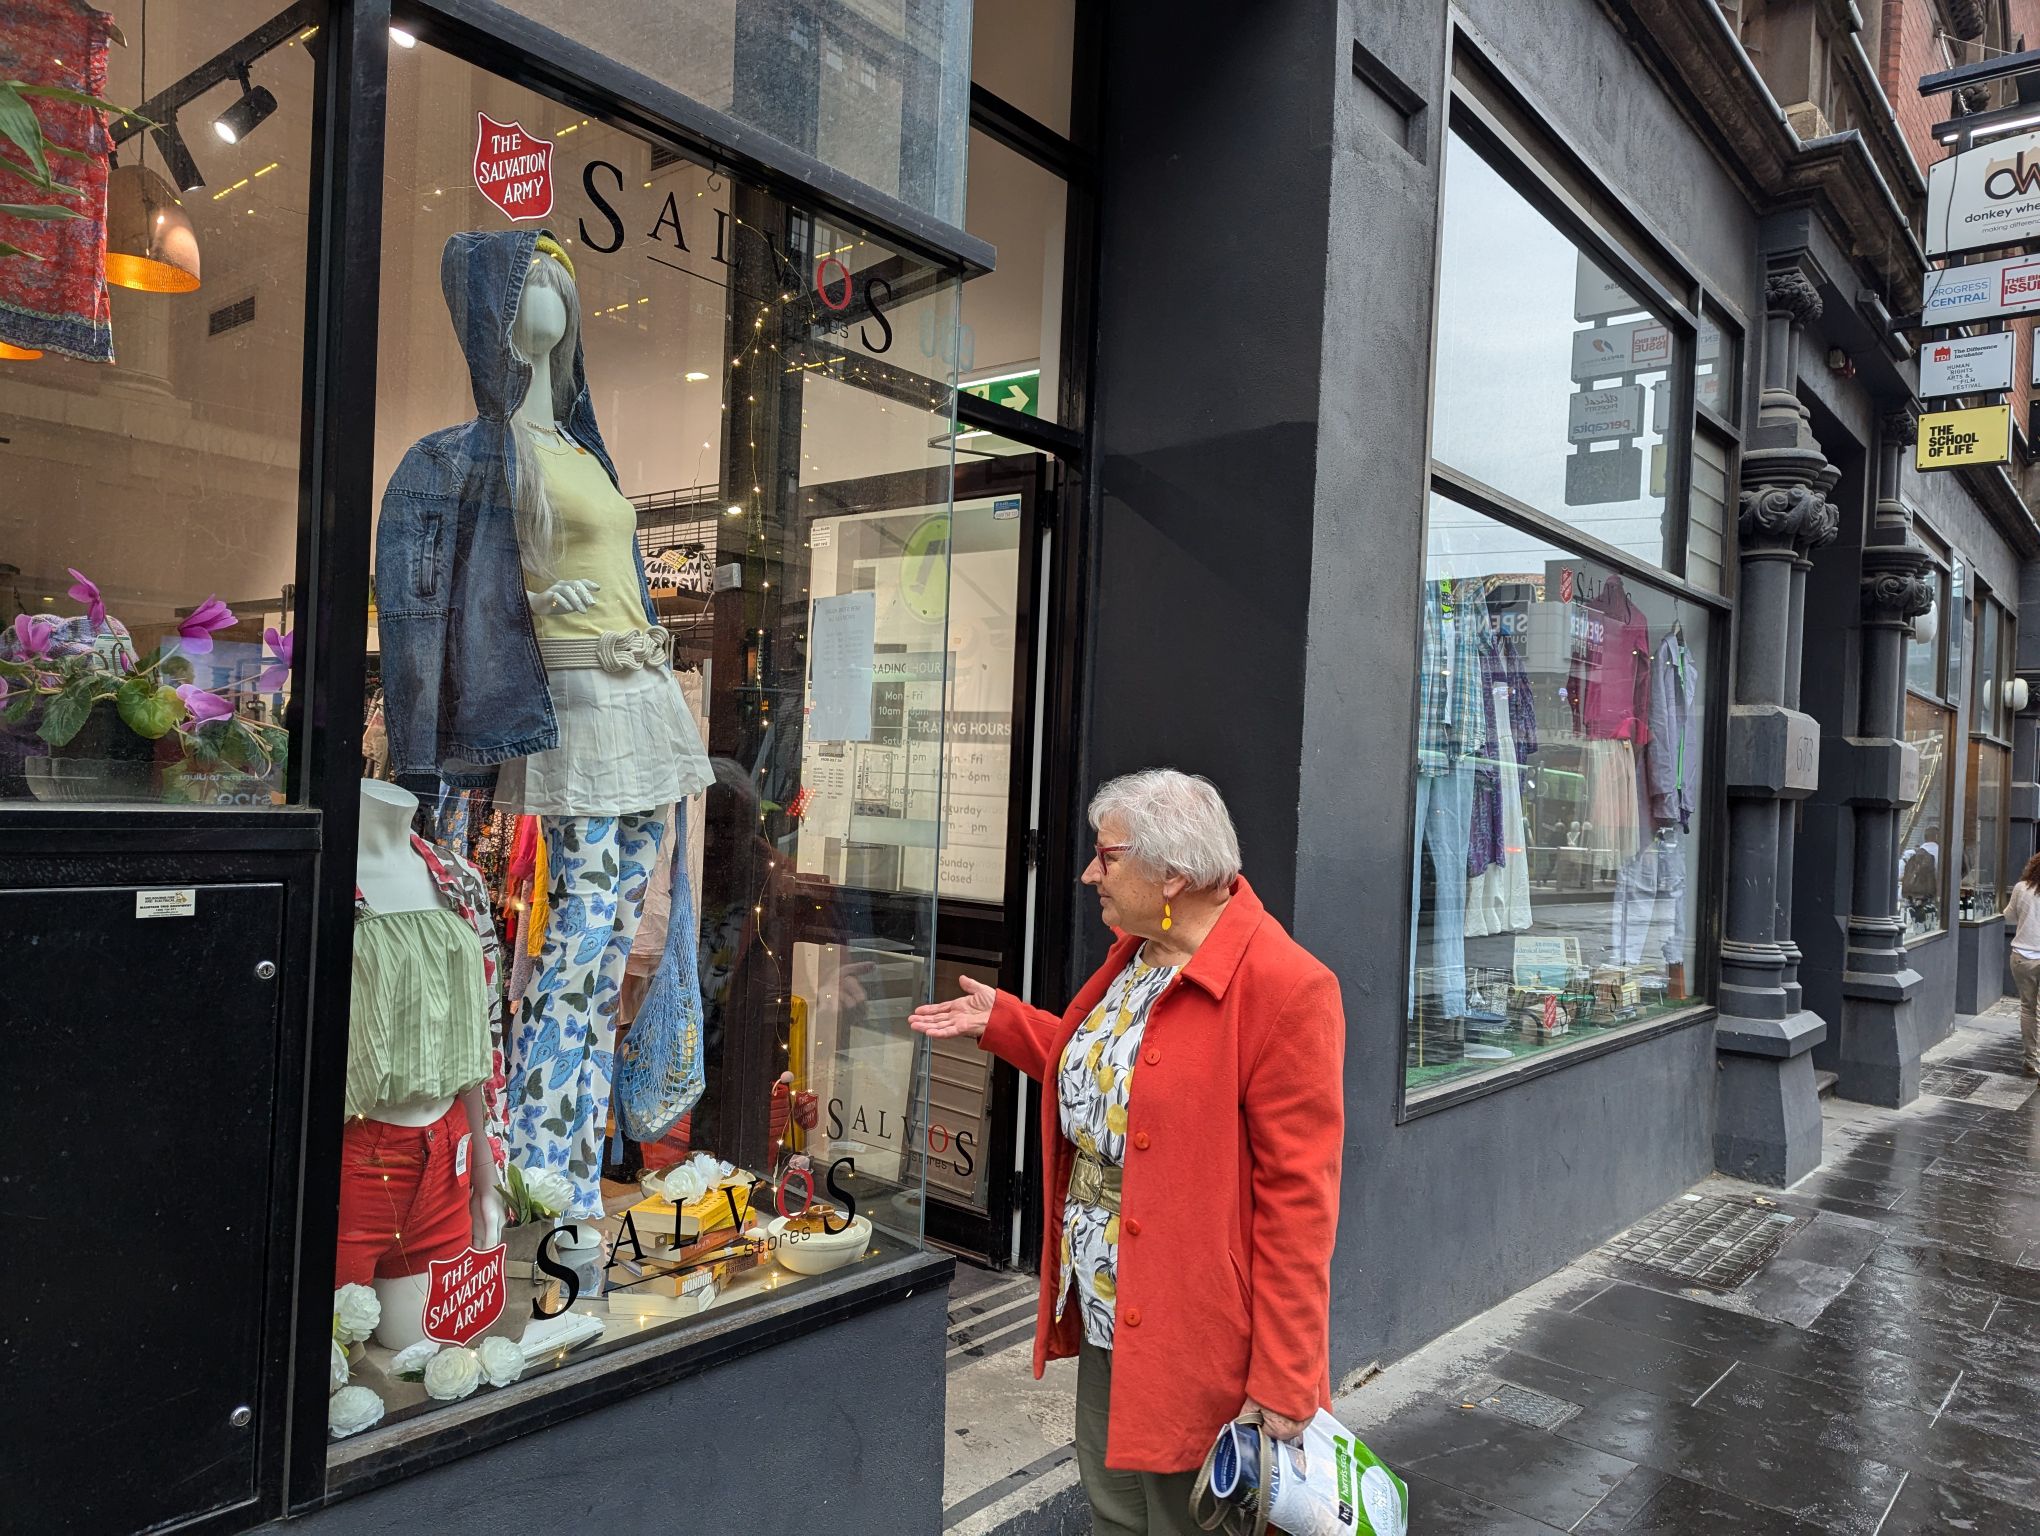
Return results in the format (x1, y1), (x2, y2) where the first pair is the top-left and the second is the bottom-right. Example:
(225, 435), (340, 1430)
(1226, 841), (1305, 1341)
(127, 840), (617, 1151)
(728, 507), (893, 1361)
(375, 227), (653, 791)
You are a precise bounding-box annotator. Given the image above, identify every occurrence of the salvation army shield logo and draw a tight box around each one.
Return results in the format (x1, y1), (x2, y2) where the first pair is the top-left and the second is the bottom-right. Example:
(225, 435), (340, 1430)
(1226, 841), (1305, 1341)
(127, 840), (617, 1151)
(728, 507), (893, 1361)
(421, 1244), (507, 1345)
(473, 113), (553, 221)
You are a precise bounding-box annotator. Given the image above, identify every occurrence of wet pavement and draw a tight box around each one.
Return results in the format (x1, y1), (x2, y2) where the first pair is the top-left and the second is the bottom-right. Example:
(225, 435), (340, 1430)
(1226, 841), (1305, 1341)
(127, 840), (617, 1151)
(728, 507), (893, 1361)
(1342, 1007), (2040, 1534)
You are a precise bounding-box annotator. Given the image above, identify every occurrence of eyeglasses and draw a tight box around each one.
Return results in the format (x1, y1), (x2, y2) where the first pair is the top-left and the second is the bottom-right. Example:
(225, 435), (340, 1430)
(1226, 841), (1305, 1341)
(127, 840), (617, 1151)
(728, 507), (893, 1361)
(1093, 843), (1132, 869)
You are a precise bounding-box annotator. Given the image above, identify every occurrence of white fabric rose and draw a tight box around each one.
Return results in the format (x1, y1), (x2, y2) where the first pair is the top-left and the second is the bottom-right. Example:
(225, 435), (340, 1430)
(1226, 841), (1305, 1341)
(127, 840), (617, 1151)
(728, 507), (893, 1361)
(329, 1340), (349, 1393)
(333, 1284), (381, 1345)
(476, 1335), (525, 1388)
(388, 1339), (441, 1378)
(328, 1385), (385, 1439)
(422, 1346), (482, 1401)
(523, 1167), (575, 1217)
(656, 1152), (732, 1205)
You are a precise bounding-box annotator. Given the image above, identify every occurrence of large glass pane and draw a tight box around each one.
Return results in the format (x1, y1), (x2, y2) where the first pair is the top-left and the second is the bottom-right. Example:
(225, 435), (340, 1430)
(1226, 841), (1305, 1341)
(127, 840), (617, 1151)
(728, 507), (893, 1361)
(971, 0), (1074, 136)
(1976, 599), (2002, 736)
(1405, 492), (1713, 1100)
(331, 40), (955, 1458)
(1904, 568), (1945, 699)
(1948, 557), (1967, 695)
(1900, 692), (1953, 942)
(1964, 740), (2009, 918)
(1432, 129), (1684, 574)
(0, 0), (313, 804)
(958, 127), (1066, 434)
(491, 0), (972, 224)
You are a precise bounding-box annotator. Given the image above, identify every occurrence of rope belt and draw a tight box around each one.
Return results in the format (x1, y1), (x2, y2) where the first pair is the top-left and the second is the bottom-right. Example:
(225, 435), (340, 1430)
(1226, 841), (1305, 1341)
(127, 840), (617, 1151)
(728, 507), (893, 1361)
(538, 626), (672, 674)
(1068, 1150), (1123, 1215)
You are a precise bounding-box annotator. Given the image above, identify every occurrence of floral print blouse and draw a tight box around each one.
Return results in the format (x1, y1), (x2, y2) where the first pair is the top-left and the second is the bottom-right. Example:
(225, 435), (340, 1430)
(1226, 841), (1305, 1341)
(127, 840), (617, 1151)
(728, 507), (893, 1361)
(1057, 949), (1177, 1348)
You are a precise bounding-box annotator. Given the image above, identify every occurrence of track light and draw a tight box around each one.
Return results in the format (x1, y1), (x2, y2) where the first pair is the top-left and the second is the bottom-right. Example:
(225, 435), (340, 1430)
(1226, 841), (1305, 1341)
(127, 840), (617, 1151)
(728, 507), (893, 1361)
(213, 66), (276, 145)
(151, 121), (205, 193)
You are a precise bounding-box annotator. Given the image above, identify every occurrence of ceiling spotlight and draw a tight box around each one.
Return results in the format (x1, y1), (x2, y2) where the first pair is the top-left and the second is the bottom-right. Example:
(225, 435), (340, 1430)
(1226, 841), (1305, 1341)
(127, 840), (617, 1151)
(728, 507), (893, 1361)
(213, 66), (277, 145)
(389, 26), (417, 48)
(151, 122), (205, 194)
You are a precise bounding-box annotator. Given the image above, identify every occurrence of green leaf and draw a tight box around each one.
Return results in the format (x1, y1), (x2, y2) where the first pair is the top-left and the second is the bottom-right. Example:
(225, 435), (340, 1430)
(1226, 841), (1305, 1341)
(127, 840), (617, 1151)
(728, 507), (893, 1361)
(116, 677), (182, 739)
(3, 688), (35, 725)
(36, 680), (97, 747)
(15, 85), (142, 118)
(0, 202), (80, 220)
(0, 85), (51, 187)
(0, 239), (43, 261)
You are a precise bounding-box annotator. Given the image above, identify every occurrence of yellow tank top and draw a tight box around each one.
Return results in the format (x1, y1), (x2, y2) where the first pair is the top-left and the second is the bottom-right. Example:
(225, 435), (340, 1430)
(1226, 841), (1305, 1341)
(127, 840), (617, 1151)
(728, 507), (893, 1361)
(525, 426), (652, 640)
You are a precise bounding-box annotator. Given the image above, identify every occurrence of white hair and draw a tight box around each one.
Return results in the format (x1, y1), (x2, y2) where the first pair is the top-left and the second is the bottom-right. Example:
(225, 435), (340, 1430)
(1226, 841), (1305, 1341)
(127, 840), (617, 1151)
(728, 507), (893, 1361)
(1088, 769), (1241, 890)
(507, 255), (582, 588)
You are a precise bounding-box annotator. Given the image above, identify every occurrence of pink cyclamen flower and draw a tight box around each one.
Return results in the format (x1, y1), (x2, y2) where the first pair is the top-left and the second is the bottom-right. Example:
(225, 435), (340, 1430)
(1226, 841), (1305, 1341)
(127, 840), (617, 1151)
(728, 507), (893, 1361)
(176, 684), (234, 724)
(177, 595), (236, 655)
(65, 568), (106, 630)
(12, 613), (53, 658)
(257, 627), (293, 693)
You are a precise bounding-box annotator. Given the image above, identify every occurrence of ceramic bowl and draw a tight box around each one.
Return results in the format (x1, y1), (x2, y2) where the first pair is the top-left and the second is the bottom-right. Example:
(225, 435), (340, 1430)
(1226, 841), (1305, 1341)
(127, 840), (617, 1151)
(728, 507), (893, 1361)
(766, 1213), (873, 1276)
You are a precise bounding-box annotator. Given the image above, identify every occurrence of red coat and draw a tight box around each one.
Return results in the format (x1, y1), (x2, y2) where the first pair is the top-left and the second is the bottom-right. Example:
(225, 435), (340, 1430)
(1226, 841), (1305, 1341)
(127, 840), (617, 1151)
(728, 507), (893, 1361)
(980, 877), (1345, 1471)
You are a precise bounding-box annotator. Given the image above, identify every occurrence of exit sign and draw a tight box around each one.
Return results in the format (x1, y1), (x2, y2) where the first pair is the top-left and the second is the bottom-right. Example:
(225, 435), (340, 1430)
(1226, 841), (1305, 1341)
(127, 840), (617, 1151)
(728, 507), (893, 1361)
(961, 369), (1040, 416)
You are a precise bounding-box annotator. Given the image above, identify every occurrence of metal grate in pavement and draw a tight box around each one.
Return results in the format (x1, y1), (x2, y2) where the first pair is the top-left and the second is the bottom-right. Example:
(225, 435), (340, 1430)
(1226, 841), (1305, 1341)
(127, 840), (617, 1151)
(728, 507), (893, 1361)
(1599, 1194), (1806, 1292)
(1921, 1067), (1989, 1100)
(1459, 1375), (1581, 1431)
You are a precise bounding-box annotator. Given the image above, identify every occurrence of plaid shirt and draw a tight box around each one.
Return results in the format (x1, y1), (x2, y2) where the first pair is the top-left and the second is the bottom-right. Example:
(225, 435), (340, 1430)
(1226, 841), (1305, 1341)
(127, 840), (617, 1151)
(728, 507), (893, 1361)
(1418, 580), (1490, 774)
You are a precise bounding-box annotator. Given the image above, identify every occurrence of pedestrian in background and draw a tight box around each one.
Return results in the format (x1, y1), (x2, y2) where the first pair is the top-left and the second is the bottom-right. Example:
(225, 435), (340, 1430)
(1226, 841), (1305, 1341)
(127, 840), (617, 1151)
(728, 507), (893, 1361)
(912, 769), (1345, 1536)
(2002, 850), (2040, 1076)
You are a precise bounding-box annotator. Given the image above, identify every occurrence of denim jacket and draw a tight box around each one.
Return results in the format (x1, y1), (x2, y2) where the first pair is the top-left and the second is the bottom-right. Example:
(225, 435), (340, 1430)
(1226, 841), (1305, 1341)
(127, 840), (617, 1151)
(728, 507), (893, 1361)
(375, 228), (655, 791)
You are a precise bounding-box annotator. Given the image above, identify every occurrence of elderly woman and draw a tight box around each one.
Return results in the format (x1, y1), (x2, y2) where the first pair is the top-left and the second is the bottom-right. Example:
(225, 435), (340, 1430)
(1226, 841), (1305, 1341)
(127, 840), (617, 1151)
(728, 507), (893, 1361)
(912, 769), (1344, 1536)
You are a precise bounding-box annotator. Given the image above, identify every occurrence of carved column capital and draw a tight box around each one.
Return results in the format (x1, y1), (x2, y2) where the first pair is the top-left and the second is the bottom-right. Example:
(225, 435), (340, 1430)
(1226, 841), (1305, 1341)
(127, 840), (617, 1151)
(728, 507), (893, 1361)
(1739, 482), (1820, 549)
(1861, 571), (1936, 622)
(1765, 269), (1823, 326)
(1880, 408), (1918, 445)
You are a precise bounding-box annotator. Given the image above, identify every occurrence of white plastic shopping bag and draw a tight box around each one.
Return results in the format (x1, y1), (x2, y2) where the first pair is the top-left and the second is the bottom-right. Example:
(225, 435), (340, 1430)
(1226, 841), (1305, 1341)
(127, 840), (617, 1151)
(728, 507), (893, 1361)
(1192, 1407), (1408, 1536)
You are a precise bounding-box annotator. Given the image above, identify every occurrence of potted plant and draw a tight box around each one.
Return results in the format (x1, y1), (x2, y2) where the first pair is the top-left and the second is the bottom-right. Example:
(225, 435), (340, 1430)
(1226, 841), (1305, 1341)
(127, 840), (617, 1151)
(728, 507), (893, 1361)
(0, 569), (287, 802)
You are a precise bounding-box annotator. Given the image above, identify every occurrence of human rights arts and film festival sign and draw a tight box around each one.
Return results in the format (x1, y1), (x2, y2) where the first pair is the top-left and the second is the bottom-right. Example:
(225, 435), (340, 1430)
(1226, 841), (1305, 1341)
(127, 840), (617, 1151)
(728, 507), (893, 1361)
(1926, 131), (2040, 257)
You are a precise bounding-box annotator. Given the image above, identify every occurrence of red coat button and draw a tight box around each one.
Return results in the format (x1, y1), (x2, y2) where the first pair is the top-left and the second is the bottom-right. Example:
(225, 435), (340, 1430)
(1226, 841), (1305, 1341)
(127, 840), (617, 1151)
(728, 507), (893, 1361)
(1133, 1131), (1151, 1151)
(1144, 1048), (1160, 1065)
(1125, 1217), (1142, 1237)
(1124, 1307), (1142, 1327)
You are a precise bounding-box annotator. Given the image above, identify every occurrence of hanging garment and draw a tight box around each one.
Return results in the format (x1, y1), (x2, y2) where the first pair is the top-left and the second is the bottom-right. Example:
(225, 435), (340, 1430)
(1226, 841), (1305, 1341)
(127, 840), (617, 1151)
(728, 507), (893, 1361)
(1407, 758), (1474, 1018)
(1568, 578), (1653, 744)
(1612, 827), (1689, 968)
(1468, 680), (1534, 936)
(504, 810), (665, 1219)
(1417, 581), (1488, 775)
(1645, 633), (1699, 833)
(1467, 631), (1539, 881)
(0, 0), (114, 361)
(1581, 738), (1644, 881)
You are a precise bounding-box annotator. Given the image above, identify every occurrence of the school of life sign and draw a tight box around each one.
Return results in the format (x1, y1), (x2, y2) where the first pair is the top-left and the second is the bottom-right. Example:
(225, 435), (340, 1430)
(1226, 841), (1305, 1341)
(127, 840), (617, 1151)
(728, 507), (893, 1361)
(1914, 133), (2040, 471)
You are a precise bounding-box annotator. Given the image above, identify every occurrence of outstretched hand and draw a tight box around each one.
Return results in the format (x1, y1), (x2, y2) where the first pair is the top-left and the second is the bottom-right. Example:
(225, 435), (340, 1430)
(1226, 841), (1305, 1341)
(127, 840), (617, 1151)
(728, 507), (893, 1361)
(910, 973), (996, 1040)
(528, 579), (602, 616)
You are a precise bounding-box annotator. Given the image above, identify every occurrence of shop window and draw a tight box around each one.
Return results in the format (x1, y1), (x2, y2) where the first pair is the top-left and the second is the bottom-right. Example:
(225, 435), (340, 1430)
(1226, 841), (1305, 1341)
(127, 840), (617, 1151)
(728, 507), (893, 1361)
(971, 0), (1076, 136)
(1402, 491), (1714, 1102)
(1901, 691), (1954, 943)
(1431, 127), (1689, 577)
(488, 0), (973, 225)
(0, 0), (315, 805)
(1948, 556), (1967, 698)
(1964, 740), (2010, 918)
(330, 40), (958, 1458)
(1905, 560), (1950, 700)
(1975, 595), (2004, 739)
(1696, 304), (1740, 425)
(957, 127), (1066, 437)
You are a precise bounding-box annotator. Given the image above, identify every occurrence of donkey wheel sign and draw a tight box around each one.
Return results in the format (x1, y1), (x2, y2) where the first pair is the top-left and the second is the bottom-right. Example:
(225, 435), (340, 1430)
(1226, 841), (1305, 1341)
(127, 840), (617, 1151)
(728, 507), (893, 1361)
(474, 113), (555, 222)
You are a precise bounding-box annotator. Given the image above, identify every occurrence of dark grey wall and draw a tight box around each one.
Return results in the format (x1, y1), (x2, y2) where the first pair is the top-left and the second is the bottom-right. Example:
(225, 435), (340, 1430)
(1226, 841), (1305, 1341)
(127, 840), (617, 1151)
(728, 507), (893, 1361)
(1912, 930), (1957, 1047)
(288, 1290), (948, 1536)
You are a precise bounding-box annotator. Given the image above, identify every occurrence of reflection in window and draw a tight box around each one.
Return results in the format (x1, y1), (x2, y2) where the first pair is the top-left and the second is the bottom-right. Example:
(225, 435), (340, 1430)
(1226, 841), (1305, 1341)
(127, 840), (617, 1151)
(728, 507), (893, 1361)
(1431, 129), (1684, 574)
(1405, 494), (1711, 1098)
(1900, 692), (1953, 943)
(1964, 741), (2009, 919)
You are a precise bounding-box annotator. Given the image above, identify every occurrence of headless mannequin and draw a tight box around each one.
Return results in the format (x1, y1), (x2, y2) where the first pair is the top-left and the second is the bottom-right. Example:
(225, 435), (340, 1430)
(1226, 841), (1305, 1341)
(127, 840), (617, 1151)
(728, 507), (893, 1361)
(353, 779), (506, 1350)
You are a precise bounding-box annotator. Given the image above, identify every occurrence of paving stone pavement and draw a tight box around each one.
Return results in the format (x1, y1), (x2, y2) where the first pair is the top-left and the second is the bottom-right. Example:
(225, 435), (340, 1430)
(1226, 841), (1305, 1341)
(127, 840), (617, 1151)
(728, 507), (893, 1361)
(1339, 1007), (2040, 1534)
(940, 1006), (2040, 1534)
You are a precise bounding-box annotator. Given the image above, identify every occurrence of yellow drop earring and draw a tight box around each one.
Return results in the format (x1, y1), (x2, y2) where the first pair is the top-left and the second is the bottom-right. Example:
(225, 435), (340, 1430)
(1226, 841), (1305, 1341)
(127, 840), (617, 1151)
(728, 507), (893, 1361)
(1161, 900), (1173, 932)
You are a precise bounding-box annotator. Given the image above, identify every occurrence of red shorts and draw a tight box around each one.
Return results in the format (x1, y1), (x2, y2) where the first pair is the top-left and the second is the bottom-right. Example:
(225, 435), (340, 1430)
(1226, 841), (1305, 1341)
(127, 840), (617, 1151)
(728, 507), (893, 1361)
(334, 1103), (475, 1287)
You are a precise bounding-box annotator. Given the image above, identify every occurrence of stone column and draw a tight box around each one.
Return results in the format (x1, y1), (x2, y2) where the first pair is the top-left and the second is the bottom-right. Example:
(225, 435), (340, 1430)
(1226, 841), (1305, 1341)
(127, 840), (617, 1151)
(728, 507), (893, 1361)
(1715, 267), (1830, 1186)
(1775, 465), (1839, 1016)
(1832, 411), (1932, 1107)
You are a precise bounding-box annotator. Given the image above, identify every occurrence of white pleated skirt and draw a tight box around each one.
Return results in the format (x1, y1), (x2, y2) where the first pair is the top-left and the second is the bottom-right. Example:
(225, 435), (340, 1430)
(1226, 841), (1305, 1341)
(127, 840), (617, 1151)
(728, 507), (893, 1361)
(496, 663), (713, 818)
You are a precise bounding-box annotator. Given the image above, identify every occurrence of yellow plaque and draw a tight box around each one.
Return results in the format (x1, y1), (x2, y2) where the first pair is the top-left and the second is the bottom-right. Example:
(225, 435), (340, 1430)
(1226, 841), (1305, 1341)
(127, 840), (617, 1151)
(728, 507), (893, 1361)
(1916, 405), (2011, 470)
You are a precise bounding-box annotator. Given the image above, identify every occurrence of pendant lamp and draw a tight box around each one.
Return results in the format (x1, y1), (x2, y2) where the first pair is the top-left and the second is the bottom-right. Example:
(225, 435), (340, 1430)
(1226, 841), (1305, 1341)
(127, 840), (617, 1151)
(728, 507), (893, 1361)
(104, 0), (200, 293)
(104, 161), (201, 292)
